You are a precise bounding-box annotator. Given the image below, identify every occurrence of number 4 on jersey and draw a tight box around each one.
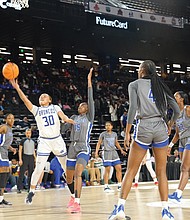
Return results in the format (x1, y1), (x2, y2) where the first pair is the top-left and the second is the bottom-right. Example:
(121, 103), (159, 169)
(148, 89), (155, 102)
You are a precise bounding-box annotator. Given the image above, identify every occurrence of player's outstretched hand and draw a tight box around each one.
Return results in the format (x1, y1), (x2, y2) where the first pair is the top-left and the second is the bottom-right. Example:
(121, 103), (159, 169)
(9, 79), (20, 90)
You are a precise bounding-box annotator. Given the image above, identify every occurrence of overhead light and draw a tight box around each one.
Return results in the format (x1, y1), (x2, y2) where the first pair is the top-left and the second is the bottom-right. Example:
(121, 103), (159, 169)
(63, 54), (71, 59)
(42, 62), (49, 65)
(19, 54), (24, 56)
(119, 59), (129, 63)
(0, 48), (7, 50)
(128, 59), (144, 63)
(93, 61), (99, 65)
(173, 64), (181, 68)
(173, 70), (185, 73)
(25, 53), (33, 56)
(75, 57), (92, 61)
(0, 51), (11, 55)
(46, 52), (52, 55)
(76, 54), (87, 58)
(120, 63), (139, 67)
(26, 56), (33, 60)
(19, 46), (33, 50)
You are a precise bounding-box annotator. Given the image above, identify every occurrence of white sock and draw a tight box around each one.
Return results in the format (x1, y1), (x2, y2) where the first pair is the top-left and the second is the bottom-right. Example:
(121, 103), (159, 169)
(118, 182), (122, 187)
(104, 184), (109, 188)
(176, 189), (183, 197)
(161, 201), (168, 210)
(71, 194), (75, 198)
(0, 196), (3, 202)
(30, 188), (35, 193)
(118, 198), (126, 206)
(75, 198), (80, 204)
(153, 178), (158, 183)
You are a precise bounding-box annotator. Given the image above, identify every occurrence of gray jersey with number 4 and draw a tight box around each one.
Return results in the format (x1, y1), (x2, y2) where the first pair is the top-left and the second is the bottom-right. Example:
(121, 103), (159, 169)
(127, 78), (179, 124)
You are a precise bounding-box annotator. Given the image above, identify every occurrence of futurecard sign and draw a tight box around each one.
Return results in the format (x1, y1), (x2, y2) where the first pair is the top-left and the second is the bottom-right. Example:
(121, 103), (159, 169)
(0, 0), (22, 10)
(96, 16), (128, 30)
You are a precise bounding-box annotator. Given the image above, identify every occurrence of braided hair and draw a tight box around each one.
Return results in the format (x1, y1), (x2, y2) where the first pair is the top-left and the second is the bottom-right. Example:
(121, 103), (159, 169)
(141, 60), (175, 122)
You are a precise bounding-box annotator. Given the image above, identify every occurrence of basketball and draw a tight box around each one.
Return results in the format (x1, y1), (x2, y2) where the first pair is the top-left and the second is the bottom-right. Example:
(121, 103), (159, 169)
(2, 62), (19, 80)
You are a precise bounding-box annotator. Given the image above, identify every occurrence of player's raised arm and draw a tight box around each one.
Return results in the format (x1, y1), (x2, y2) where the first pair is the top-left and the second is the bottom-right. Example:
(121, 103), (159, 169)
(9, 79), (33, 111)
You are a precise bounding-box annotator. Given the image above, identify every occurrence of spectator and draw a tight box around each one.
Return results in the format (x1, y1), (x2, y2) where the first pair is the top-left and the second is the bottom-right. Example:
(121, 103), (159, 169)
(0, 101), (4, 115)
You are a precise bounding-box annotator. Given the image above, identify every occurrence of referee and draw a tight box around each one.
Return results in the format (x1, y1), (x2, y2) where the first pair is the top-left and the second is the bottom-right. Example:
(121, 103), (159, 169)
(17, 128), (36, 193)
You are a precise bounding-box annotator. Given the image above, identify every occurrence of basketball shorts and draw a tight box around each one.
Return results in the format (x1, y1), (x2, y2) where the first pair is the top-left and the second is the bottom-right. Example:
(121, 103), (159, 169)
(133, 118), (169, 150)
(179, 137), (190, 152)
(67, 142), (90, 169)
(103, 150), (121, 167)
(37, 135), (67, 157)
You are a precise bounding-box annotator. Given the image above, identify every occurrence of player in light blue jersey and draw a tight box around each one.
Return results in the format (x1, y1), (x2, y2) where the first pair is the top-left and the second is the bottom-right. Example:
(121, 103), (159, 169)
(168, 91), (190, 204)
(108, 60), (180, 220)
(10, 79), (74, 205)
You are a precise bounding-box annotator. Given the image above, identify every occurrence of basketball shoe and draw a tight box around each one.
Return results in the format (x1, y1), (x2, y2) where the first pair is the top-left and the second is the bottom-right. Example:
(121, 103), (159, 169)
(25, 192), (35, 204)
(67, 196), (75, 208)
(108, 204), (126, 220)
(132, 183), (138, 188)
(162, 208), (174, 220)
(104, 186), (114, 193)
(69, 202), (81, 213)
(168, 192), (182, 204)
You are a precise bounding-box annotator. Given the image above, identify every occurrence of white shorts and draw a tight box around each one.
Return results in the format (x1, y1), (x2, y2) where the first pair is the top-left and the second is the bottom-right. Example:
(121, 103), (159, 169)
(37, 135), (67, 156)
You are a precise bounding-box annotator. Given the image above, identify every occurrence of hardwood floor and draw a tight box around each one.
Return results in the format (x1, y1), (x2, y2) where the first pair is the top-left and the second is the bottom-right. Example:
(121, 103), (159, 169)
(0, 181), (189, 220)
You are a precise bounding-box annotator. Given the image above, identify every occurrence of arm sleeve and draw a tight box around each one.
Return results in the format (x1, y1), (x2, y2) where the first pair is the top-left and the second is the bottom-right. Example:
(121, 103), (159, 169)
(87, 87), (95, 123)
(127, 82), (138, 124)
(167, 95), (180, 122)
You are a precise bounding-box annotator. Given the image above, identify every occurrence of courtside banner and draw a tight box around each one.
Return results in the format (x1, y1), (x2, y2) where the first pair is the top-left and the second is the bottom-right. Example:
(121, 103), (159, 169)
(88, 2), (184, 28)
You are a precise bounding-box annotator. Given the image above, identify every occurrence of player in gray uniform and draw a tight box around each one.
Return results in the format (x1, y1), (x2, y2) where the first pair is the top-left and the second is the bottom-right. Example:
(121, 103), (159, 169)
(66, 67), (94, 213)
(0, 113), (16, 206)
(109, 60), (180, 220)
(168, 91), (190, 204)
(95, 121), (126, 193)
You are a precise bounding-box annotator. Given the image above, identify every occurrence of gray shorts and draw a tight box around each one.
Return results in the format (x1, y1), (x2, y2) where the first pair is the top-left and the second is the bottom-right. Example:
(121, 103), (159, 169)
(179, 137), (190, 152)
(103, 150), (121, 167)
(133, 118), (169, 150)
(67, 142), (90, 169)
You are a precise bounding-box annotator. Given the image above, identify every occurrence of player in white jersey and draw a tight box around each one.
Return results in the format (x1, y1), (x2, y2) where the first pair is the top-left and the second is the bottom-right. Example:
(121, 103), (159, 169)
(168, 91), (190, 204)
(108, 60), (180, 220)
(10, 79), (74, 204)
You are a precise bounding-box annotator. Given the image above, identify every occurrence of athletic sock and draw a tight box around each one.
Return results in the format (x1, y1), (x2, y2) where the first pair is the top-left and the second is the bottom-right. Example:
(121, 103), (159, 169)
(118, 198), (126, 206)
(0, 196), (3, 203)
(176, 189), (183, 197)
(161, 201), (168, 210)
(75, 198), (80, 204)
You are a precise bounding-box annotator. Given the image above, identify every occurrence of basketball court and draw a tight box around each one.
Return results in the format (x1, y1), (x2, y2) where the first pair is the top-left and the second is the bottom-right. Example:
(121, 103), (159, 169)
(0, 181), (189, 220)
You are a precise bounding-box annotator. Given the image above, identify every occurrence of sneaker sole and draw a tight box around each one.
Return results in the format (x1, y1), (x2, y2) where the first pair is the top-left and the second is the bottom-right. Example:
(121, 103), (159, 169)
(162, 216), (174, 220)
(168, 198), (181, 205)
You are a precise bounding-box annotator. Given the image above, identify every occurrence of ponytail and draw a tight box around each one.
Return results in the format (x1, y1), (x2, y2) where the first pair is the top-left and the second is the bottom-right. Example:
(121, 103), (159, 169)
(141, 60), (175, 122)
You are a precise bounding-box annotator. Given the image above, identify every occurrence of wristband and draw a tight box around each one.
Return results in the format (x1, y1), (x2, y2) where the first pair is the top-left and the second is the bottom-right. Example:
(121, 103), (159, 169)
(168, 142), (174, 148)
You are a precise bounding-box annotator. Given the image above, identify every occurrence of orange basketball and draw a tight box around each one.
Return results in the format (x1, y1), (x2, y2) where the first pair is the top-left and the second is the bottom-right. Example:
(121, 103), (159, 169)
(2, 62), (19, 80)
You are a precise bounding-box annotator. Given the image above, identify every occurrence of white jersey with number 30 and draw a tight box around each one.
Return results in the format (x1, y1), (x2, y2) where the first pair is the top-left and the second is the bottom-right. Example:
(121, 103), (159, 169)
(31, 104), (61, 138)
